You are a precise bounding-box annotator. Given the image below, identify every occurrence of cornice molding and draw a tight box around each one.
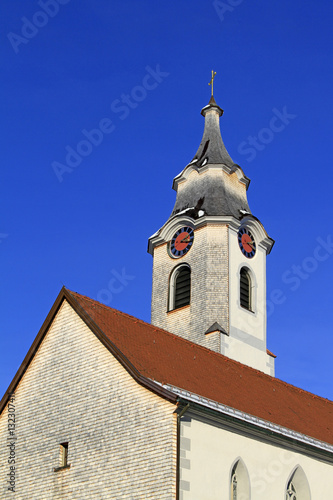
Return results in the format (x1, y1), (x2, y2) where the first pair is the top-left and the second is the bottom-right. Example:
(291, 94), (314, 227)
(148, 215), (240, 255)
(147, 213), (274, 255)
(157, 382), (333, 460)
(237, 214), (275, 254)
(172, 162), (250, 191)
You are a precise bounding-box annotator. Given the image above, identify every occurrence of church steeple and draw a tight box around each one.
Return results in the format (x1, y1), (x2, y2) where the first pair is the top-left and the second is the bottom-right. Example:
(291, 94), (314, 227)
(148, 79), (275, 376)
(191, 71), (234, 168)
(169, 90), (251, 221)
(191, 94), (234, 168)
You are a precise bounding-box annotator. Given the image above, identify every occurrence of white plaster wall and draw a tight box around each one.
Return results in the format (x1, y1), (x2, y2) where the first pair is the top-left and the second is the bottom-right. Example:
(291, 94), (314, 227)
(0, 301), (176, 500)
(179, 414), (333, 500)
(228, 225), (274, 375)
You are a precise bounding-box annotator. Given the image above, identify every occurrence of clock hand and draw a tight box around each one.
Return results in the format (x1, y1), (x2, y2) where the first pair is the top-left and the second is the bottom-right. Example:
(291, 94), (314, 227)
(180, 236), (190, 243)
(243, 239), (254, 248)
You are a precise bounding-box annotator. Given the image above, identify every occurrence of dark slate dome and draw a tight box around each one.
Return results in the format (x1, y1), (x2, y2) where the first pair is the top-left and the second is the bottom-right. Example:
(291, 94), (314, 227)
(170, 96), (251, 220)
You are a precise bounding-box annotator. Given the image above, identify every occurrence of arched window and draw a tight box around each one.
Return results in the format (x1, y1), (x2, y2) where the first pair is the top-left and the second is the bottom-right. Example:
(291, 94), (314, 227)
(285, 467), (311, 500)
(286, 481), (297, 500)
(231, 471), (237, 500)
(169, 264), (191, 311)
(230, 459), (250, 500)
(240, 267), (252, 311)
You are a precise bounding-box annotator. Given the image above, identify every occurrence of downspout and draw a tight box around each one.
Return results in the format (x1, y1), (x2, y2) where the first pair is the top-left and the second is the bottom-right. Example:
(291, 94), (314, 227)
(176, 402), (190, 500)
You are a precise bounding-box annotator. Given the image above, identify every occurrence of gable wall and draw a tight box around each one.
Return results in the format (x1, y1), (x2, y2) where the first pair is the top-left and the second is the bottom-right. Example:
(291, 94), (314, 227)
(0, 301), (176, 500)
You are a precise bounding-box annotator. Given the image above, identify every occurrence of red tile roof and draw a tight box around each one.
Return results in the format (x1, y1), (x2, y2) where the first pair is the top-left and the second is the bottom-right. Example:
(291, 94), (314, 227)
(67, 289), (333, 447)
(0, 287), (331, 450)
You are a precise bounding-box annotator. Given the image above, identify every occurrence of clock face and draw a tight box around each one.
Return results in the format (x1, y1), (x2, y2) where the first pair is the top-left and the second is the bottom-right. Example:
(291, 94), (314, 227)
(238, 227), (256, 258)
(170, 226), (194, 258)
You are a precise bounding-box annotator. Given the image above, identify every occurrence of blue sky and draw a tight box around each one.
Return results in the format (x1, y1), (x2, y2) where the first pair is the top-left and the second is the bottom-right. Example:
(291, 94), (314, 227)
(0, 0), (332, 401)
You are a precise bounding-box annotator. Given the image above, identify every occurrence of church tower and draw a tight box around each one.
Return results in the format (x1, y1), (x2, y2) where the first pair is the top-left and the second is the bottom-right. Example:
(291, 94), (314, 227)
(148, 78), (275, 375)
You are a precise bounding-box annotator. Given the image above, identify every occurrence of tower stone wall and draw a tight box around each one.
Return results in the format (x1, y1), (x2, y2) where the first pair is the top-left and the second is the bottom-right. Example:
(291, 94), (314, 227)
(151, 223), (229, 353)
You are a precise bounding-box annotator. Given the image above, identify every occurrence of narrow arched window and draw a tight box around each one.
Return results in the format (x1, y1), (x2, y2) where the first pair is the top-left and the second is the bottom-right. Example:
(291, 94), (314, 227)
(230, 460), (250, 500)
(232, 473), (237, 500)
(240, 267), (252, 311)
(285, 467), (311, 500)
(286, 481), (297, 500)
(169, 265), (191, 311)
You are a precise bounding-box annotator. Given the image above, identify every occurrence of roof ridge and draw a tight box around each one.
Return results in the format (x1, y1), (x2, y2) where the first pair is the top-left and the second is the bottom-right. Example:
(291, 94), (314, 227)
(267, 374), (333, 405)
(66, 289), (333, 406)
(67, 289), (258, 362)
(67, 289), (172, 332)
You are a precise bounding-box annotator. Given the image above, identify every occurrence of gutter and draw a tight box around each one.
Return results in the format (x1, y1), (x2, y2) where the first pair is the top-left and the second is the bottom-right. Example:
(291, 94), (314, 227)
(156, 381), (333, 457)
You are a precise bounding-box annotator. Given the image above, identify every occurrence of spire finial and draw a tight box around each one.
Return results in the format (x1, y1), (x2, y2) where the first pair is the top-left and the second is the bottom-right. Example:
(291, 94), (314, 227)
(208, 70), (217, 97)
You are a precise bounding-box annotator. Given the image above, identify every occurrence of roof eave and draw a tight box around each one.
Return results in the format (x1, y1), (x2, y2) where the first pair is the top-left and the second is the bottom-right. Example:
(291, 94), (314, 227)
(172, 162), (250, 192)
(0, 287), (67, 416)
(159, 383), (333, 459)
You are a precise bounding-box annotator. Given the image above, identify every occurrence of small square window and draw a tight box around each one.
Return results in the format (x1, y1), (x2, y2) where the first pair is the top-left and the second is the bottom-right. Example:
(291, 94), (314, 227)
(60, 442), (68, 467)
(54, 442), (70, 472)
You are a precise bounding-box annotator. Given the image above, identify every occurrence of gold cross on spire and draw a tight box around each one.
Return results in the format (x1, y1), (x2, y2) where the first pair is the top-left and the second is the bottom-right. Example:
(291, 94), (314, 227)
(208, 70), (217, 96)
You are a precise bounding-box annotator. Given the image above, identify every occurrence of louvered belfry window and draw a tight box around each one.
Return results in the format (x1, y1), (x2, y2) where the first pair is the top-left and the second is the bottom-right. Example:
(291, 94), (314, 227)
(240, 267), (251, 310)
(174, 266), (191, 309)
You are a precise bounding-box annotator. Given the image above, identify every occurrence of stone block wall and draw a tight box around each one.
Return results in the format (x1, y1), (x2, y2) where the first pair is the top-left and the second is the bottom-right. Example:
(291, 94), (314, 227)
(0, 301), (176, 499)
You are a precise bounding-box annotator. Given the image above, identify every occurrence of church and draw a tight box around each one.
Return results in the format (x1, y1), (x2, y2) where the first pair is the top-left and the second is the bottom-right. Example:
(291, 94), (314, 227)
(0, 76), (332, 499)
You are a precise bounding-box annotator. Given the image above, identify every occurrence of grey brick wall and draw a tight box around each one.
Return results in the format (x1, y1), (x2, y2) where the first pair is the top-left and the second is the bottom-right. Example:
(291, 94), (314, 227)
(0, 301), (177, 500)
(151, 224), (229, 353)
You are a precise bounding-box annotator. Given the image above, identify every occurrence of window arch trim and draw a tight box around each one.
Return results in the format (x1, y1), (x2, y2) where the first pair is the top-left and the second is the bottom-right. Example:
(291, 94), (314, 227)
(229, 458), (250, 500)
(285, 465), (311, 500)
(168, 263), (191, 311)
(239, 266), (253, 312)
